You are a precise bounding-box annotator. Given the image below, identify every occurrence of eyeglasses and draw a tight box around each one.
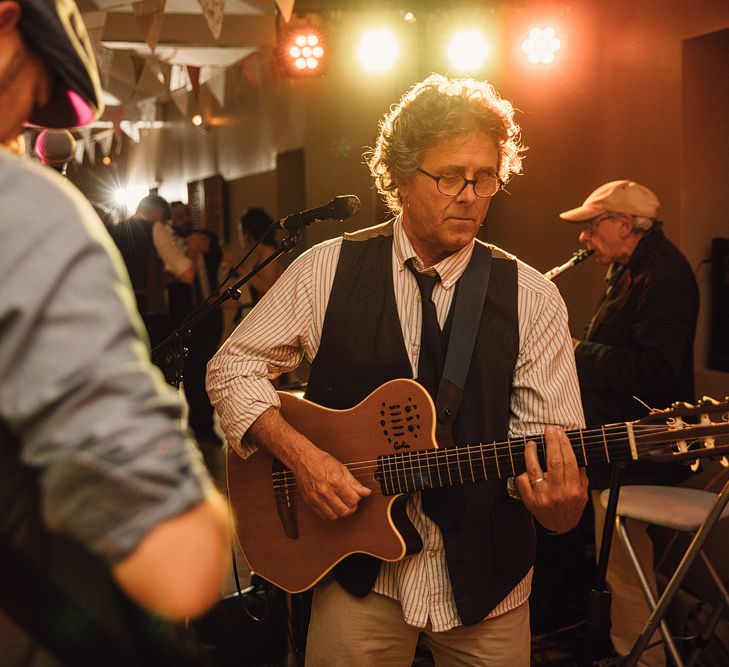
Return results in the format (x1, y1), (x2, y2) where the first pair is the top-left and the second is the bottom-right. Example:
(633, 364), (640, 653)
(583, 212), (619, 234)
(417, 168), (503, 198)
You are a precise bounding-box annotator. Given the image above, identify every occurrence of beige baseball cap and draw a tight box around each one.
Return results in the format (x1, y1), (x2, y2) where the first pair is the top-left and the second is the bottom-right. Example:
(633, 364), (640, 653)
(559, 180), (660, 222)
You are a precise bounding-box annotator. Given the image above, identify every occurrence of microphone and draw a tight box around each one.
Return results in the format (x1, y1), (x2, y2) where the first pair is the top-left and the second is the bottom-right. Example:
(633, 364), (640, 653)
(544, 248), (595, 281)
(280, 195), (361, 233)
(34, 129), (76, 177)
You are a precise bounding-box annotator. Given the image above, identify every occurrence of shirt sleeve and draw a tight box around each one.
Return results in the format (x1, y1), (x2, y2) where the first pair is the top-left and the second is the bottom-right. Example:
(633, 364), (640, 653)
(206, 245), (323, 456)
(152, 221), (194, 279)
(0, 162), (210, 564)
(509, 262), (585, 437)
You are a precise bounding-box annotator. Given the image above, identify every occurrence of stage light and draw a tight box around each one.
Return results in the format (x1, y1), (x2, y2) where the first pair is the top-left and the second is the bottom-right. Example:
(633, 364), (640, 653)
(279, 22), (326, 77)
(521, 26), (561, 65)
(102, 155), (112, 166)
(357, 28), (400, 73)
(191, 113), (204, 127)
(113, 184), (150, 213)
(447, 29), (490, 72)
(401, 10), (416, 24)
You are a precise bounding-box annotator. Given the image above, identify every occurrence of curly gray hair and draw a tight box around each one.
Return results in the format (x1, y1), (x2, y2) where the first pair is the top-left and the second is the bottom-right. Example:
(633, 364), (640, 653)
(365, 73), (526, 216)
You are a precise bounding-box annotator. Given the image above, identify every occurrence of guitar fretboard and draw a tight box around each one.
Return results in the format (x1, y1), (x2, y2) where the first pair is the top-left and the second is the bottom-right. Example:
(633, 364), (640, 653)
(375, 425), (633, 495)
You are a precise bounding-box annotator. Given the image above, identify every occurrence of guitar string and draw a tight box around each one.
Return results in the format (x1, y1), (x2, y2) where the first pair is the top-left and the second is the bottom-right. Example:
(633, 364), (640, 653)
(270, 423), (725, 488)
(269, 423), (726, 493)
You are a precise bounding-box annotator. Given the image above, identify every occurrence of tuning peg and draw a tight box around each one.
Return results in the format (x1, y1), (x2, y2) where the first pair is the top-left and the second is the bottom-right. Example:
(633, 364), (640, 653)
(699, 396), (720, 405)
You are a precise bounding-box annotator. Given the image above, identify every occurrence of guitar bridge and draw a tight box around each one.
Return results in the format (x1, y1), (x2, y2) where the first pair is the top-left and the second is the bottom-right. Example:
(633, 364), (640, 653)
(272, 459), (299, 539)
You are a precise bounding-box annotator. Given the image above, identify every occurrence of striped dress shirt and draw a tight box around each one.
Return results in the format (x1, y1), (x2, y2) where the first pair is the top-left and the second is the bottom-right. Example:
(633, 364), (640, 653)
(207, 217), (584, 632)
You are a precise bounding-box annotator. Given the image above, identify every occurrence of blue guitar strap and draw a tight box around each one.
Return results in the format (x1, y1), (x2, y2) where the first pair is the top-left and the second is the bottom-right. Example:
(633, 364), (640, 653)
(435, 242), (492, 429)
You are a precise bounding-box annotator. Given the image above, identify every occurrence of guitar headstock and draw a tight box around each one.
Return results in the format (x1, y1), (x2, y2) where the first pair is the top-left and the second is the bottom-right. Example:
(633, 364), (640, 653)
(632, 396), (729, 468)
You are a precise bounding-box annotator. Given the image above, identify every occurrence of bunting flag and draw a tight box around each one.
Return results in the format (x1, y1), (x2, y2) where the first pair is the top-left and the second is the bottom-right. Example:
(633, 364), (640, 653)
(80, 127), (96, 165)
(206, 71), (226, 107)
(132, 0), (166, 53)
(96, 47), (114, 89)
(74, 139), (86, 166)
(187, 65), (201, 101)
(169, 64), (192, 92)
(148, 59), (172, 90)
(98, 129), (114, 158)
(82, 11), (108, 55)
(130, 54), (146, 85)
(197, 0), (226, 41)
(137, 97), (157, 124)
(120, 121), (141, 144)
(170, 87), (190, 116)
(275, 0), (295, 23)
(106, 106), (125, 140)
(239, 51), (260, 88)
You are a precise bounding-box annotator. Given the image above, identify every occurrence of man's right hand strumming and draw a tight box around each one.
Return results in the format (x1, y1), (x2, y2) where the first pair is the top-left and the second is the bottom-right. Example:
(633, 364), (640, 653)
(247, 407), (371, 520)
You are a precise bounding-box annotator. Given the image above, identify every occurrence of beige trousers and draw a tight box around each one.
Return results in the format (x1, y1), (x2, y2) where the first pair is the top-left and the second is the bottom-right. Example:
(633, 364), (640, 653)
(305, 577), (531, 667)
(592, 491), (665, 667)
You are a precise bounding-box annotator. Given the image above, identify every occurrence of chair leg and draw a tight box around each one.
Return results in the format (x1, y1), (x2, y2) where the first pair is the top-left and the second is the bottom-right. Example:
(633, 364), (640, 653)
(624, 479), (729, 667)
(683, 552), (729, 667)
(616, 517), (683, 666)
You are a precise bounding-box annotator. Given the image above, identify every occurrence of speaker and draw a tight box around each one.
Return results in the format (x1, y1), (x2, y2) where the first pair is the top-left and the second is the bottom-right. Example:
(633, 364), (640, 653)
(709, 238), (729, 372)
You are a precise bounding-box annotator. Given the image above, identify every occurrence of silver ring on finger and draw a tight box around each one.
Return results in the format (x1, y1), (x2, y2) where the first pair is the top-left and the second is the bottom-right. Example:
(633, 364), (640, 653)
(530, 476), (545, 487)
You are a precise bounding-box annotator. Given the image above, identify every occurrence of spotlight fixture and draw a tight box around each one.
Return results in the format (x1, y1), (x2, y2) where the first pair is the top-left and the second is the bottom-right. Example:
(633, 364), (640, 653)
(521, 26), (561, 64)
(102, 155), (112, 166)
(191, 113), (204, 127)
(357, 28), (400, 73)
(400, 9), (416, 24)
(279, 21), (326, 77)
(447, 29), (490, 72)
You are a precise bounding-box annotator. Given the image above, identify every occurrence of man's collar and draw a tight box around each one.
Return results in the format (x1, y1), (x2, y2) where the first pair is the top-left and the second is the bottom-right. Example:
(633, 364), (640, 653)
(393, 215), (476, 288)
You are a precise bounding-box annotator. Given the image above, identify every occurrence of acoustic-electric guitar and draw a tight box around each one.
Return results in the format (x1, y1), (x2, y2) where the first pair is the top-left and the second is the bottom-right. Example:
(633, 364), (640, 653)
(226, 378), (729, 593)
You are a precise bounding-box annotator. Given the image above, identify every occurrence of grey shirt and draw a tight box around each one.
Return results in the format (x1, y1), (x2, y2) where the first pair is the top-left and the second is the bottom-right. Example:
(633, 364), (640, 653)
(0, 147), (210, 564)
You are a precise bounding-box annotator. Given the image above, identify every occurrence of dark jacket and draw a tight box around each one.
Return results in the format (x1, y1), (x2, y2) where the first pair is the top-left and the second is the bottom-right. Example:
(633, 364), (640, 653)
(575, 225), (699, 487)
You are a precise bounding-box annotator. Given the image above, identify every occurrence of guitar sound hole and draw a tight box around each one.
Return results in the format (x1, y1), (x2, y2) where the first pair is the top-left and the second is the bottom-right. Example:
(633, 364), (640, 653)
(380, 396), (423, 446)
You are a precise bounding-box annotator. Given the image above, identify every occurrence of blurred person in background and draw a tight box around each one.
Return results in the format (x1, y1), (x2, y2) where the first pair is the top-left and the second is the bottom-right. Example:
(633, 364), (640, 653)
(168, 200), (224, 450)
(561, 179), (699, 666)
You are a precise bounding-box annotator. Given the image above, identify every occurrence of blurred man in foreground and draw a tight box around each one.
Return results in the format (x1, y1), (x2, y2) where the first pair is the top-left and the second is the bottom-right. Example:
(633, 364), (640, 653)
(0, 1), (230, 664)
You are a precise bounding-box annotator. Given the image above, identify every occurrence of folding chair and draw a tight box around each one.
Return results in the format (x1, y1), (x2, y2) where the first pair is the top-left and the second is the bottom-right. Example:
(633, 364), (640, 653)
(600, 480), (729, 666)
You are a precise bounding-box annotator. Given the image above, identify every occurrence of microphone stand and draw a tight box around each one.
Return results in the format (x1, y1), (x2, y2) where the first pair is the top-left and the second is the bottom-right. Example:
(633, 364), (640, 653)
(152, 226), (303, 388)
(581, 463), (625, 666)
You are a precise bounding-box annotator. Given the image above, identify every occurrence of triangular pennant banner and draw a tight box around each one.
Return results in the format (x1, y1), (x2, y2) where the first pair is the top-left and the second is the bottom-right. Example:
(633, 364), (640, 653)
(196, 0), (226, 41)
(137, 97), (157, 124)
(120, 121), (141, 144)
(130, 54), (146, 85)
(206, 71), (226, 107)
(96, 47), (114, 89)
(239, 51), (260, 88)
(275, 0), (295, 23)
(170, 88), (189, 116)
(74, 139), (86, 165)
(132, 0), (166, 53)
(86, 138), (96, 166)
(106, 107), (125, 139)
(98, 129), (114, 157)
(82, 11), (108, 55)
(187, 66), (201, 101)
(170, 64), (192, 91)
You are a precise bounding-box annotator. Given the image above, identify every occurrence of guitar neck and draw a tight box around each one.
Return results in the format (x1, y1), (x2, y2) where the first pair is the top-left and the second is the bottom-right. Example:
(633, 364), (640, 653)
(376, 424), (635, 495)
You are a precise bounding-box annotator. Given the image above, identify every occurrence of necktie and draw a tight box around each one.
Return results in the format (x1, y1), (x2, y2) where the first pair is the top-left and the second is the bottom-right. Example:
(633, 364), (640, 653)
(406, 258), (445, 395)
(406, 259), (461, 525)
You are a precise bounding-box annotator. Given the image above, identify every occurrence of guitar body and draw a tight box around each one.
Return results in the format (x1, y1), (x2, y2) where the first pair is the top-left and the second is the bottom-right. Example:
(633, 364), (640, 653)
(226, 378), (438, 593)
